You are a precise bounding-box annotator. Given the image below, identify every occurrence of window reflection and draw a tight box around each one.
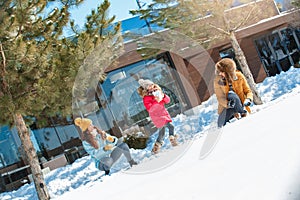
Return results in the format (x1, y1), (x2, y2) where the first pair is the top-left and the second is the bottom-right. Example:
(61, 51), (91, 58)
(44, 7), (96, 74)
(281, 28), (300, 67)
(219, 48), (242, 70)
(255, 38), (279, 76)
(0, 127), (24, 168)
(32, 125), (80, 160)
(269, 33), (288, 60)
(254, 27), (300, 76)
(96, 53), (185, 136)
(295, 28), (300, 41)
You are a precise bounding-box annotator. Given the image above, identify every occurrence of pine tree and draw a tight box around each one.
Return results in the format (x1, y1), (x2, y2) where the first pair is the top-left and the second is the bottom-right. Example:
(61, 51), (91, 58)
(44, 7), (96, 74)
(70, 0), (123, 117)
(0, 0), (122, 199)
(130, 0), (283, 105)
(292, 0), (300, 7)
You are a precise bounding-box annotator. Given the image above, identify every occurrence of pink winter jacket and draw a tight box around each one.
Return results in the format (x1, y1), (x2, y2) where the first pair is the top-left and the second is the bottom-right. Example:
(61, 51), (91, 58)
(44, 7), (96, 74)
(143, 94), (172, 128)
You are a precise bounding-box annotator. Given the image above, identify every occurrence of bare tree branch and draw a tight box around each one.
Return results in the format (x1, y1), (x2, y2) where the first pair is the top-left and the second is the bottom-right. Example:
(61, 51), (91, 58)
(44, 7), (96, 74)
(0, 43), (7, 73)
(0, 43), (8, 92)
(233, 2), (258, 31)
(208, 22), (230, 35)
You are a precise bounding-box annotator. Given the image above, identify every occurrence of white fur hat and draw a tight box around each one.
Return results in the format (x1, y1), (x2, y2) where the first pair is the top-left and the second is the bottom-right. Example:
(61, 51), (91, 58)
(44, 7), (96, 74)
(138, 79), (154, 89)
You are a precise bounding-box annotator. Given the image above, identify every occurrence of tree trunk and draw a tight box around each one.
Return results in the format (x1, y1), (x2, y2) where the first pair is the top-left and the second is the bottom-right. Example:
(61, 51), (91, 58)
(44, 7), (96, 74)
(13, 113), (50, 200)
(229, 31), (263, 105)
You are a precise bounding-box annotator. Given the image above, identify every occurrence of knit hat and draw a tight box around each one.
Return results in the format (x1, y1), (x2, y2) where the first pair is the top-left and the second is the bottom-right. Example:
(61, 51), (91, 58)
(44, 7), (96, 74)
(138, 79), (154, 89)
(74, 117), (92, 132)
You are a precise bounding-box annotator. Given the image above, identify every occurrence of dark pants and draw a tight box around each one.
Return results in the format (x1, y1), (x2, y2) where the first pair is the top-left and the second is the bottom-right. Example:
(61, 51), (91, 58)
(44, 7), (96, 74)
(98, 141), (133, 171)
(217, 92), (246, 127)
(156, 122), (175, 144)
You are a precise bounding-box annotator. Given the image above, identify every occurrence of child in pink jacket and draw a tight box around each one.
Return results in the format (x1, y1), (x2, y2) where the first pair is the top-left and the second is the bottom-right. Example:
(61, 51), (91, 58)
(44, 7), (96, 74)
(138, 79), (178, 154)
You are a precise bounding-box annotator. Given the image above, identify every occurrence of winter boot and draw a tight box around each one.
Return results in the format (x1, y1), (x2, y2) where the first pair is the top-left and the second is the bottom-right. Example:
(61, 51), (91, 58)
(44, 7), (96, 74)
(241, 110), (248, 118)
(169, 135), (178, 146)
(129, 159), (137, 167)
(151, 142), (162, 154)
(234, 113), (241, 119)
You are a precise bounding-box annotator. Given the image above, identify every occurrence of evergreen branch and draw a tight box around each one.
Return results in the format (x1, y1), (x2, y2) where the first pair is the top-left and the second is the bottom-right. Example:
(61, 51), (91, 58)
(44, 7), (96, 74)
(13, 88), (37, 100)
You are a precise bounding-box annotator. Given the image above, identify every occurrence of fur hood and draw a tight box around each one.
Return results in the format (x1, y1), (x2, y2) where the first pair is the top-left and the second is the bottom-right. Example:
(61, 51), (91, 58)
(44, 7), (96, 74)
(215, 58), (237, 83)
(214, 71), (253, 114)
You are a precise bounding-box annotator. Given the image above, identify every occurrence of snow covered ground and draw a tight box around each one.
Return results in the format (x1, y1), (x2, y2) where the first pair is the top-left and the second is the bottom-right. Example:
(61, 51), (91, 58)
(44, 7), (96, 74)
(1, 67), (300, 200)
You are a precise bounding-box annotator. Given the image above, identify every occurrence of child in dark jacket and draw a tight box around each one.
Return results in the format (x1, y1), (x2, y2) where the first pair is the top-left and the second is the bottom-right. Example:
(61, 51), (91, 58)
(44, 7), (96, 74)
(137, 79), (178, 154)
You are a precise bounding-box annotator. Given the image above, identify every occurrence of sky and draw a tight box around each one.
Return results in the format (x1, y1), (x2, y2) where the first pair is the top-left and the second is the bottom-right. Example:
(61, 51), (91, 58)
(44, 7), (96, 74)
(68, 0), (286, 28)
(1, 66), (300, 200)
(70, 0), (153, 27)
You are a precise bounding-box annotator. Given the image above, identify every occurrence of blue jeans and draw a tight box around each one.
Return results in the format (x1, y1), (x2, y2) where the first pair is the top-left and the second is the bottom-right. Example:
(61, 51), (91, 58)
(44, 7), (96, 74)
(156, 122), (175, 144)
(98, 141), (133, 171)
(217, 92), (246, 127)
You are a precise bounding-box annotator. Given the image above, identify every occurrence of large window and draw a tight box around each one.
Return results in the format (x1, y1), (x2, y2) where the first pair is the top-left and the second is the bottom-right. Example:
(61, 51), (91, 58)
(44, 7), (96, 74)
(281, 28), (300, 68)
(219, 48), (242, 71)
(32, 125), (81, 159)
(254, 27), (300, 76)
(254, 37), (279, 76)
(295, 28), (300, 41)
(0, 126), (40, 168)
(0, 127), (19, 168)
(95, 53), (186, 136)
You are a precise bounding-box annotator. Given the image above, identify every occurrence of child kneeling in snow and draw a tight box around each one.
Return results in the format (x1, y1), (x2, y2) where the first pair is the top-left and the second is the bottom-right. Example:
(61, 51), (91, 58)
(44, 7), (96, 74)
(214, 58), (253, 127)
(74, 117), (137, 175)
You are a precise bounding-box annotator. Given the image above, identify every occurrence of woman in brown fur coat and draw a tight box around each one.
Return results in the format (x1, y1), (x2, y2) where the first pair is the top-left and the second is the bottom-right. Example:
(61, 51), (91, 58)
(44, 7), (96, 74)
(214, 58), (253, 127)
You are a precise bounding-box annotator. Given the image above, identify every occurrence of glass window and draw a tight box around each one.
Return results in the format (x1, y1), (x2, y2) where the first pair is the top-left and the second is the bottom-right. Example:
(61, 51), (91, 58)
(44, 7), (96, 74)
(254, 28), (300, 76)
(32, 125), (80, 159)
(219, 48), (242, 71)
(0, 126), (24, 167)
(95, 53), (185, 135)
(254, 37), (279, 76)
(280, 28), (298, 53)
(280, 28), (300, 67)
(268, 33), (288, 60)
(269, 31), (295, 72)
(295, 28), (300, 41)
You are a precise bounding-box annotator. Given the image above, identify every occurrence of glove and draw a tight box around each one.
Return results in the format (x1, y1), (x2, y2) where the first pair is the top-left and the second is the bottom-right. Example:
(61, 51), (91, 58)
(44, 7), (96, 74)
(103, 144), (114, 151)
(106, 135), (115, 143)
(227, 99), (235, 108)
(244, 98), (252, 107)
(152, 90), (163, 102)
